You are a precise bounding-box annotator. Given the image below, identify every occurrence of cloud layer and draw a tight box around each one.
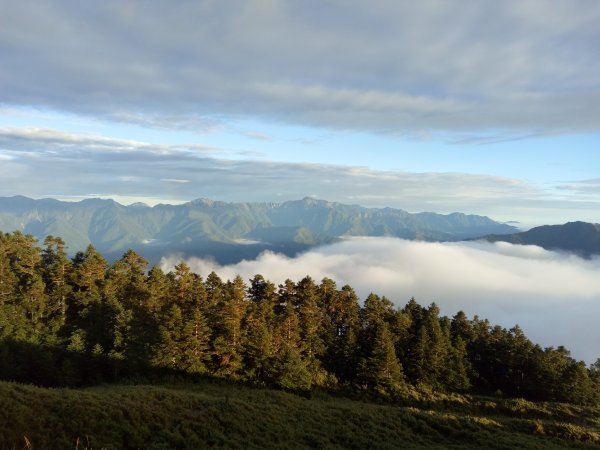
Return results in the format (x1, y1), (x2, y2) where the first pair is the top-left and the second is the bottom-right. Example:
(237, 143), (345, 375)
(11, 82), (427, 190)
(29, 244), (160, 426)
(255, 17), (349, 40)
(2, 1), (600, 134)
(161, 238), (600, 363)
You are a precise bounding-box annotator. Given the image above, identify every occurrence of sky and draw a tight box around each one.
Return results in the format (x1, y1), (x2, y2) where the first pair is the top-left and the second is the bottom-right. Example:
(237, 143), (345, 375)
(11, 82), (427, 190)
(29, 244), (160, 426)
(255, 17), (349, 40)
(0, 1), (599, 227)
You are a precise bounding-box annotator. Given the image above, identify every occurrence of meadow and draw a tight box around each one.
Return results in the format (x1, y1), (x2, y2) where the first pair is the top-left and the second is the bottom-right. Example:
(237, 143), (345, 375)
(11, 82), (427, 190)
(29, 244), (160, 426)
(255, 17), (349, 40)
(1, 378), (599, 449)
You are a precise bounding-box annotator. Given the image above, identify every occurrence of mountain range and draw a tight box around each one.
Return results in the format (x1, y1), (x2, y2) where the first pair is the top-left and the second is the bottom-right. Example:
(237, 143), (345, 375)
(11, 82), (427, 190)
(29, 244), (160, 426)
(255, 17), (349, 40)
(483, 221), (600, 258)
(0, 196), (517, 264)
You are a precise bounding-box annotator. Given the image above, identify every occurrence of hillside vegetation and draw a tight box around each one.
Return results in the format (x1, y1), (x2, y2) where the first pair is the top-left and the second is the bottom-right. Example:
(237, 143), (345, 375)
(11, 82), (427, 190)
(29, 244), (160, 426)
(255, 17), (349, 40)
(1, 379), (600, 449)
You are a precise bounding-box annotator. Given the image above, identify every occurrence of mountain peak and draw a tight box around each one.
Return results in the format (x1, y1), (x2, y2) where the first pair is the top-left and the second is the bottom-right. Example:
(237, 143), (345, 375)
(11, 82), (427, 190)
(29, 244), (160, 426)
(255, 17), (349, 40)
(299, 197), (330, 207)
(80, 198), (117, 205)
(190, 198), (217, 207)
(129, 202), (149, 209)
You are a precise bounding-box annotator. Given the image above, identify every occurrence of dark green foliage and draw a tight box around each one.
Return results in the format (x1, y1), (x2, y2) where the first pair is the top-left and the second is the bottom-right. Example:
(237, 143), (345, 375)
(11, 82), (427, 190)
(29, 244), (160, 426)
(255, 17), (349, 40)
(358, 322), (405, 393)
(272, 344), (312, 392)
(322, 283), (361, 383)
(296, 276), (326, 367)
(0, 231), (598, 407)
(0, 379), (599, 450)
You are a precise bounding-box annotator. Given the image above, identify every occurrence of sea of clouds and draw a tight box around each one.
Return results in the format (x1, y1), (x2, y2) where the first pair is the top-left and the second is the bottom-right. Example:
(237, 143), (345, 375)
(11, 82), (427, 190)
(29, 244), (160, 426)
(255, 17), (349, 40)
(161, 238), (600, 364)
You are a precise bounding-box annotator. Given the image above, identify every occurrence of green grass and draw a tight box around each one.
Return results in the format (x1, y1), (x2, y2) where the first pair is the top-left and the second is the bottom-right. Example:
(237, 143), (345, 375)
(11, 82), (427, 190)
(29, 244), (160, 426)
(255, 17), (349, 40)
(0, 379), (599, 449)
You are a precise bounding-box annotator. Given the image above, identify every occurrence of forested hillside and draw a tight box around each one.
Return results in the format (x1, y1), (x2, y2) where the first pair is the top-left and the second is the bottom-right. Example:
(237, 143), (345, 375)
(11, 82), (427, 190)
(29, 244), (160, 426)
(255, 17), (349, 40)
(484, 221), (600, 257)
(1, 231), (598, 405)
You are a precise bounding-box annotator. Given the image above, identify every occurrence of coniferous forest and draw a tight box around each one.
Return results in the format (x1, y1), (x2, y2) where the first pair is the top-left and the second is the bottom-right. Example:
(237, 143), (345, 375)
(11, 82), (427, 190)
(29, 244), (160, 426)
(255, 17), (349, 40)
(1, 230), (598, 407)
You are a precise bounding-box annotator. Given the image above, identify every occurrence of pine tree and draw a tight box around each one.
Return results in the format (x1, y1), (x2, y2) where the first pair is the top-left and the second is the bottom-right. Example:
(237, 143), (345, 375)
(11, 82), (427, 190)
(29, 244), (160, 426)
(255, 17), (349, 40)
(560, 361), (594, 404)
(450, 310), (473, 344)
(242, 304), (274, 383)
(67, 245), (108, 352)
(0, 234), (25, 341)
(108, 249), (149, 309)
(358, 322), (404, 393)
(322, 283), (360, 383)
(179, 307), (211, 374)
(211, 275), (247, 378)
(204, 271), (224, 325)
(0, 233), (19, 304)
(41, 236), (72, 329)
(446, 336), (472, 391)
(109, 251), (156, 366)
(277, 278), (297, 316)
(272, 342), (312, 392)
(146, 265), (171, 313)
(296, 276), (327, 385)
(152, 303), (184, 370)
(173, 262), (195, 307)
(274, 291), (301, 352)
(8, 233), (48, 343)
(69, 245), (107, 315)
(248, 274), (277, 305)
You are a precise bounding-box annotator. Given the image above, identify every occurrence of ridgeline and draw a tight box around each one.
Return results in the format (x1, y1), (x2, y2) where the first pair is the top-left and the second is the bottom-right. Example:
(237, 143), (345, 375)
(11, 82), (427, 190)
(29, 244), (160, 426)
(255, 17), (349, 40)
(0, 195), (517, 264)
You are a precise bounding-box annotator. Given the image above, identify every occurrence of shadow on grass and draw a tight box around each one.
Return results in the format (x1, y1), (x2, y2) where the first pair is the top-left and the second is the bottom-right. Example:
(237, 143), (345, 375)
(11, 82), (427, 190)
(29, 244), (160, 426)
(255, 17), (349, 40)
(0, 337), (212, 388)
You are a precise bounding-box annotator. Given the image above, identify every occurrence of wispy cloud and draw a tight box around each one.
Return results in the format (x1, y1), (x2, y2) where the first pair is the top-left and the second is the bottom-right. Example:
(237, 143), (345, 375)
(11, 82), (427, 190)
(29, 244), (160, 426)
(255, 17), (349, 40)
(556, 179), (600, 197)
(447, 130), (561, 146)
(1, 126), (598, 222)
(0, 127), (218, 155)
(241, 131), (272, 141)
(161, 178), (190, 184)
(161, 238), (600, 363)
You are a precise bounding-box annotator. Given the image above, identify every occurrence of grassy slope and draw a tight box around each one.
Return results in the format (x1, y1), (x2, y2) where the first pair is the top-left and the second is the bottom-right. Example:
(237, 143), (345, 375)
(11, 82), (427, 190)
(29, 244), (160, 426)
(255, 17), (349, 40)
(0, 380), (599, 450)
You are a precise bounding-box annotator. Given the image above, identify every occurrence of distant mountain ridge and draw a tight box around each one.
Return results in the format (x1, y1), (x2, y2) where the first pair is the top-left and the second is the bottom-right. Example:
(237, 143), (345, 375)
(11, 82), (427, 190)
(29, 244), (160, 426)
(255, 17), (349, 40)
(0, 195), (517, 263)
(483, 221), (600, 257)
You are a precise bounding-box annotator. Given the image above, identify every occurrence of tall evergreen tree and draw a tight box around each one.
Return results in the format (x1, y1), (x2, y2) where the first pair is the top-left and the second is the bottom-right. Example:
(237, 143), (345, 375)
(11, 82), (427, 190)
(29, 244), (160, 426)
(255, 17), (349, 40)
(211, 275), (247, 378)
(146, 265), (171, 313)
(67, 245), (108, 353)
(322, 284), (360, 383)
(179, 307), (211, 374)
(41, 236), (72, 332)
(296, 276), (327, 385)
(108, 249), (149, 309)
(358, 322), (405, 393)
(102, 251), (154, 367)
(9, 233), (47, 342)
(152, 303), (185, 370)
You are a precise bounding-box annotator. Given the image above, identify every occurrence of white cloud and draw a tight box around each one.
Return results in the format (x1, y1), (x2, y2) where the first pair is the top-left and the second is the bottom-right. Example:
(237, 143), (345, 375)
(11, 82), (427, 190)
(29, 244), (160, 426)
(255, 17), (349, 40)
(0, 127), (217, 155)
(161, 178), (190, 184)
(161, 238), (600, 363)
(557, 179), (600, 198)
(119, 176), (142, 182)
(241, 131), (272, 141)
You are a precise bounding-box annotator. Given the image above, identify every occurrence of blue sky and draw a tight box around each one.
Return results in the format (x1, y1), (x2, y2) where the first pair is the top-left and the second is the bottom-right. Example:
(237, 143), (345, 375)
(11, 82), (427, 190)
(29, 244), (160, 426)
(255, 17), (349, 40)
(1, 1), (599, 227)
